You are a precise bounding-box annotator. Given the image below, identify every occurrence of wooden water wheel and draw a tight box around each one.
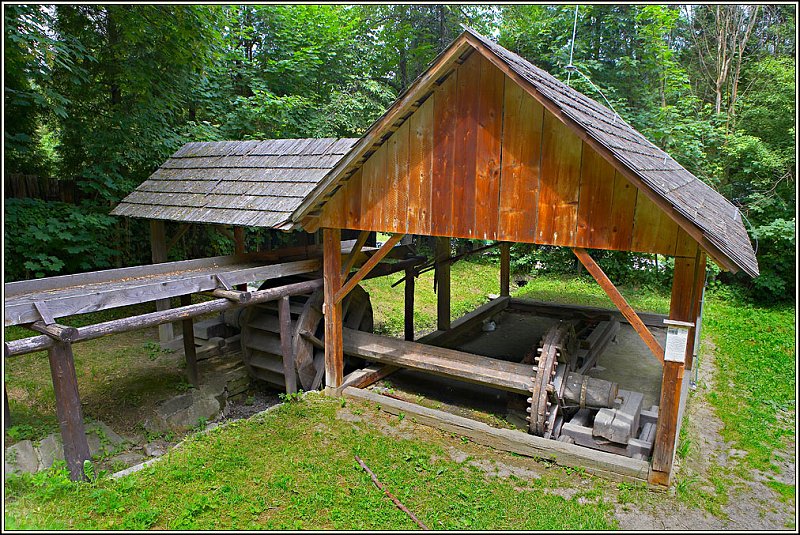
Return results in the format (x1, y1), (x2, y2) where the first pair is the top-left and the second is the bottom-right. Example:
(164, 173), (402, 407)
(239, 277), (373, 391)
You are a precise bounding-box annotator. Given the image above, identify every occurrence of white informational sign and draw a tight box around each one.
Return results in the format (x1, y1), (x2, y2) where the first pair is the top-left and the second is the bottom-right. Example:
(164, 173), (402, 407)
(664, 320), (693, 363)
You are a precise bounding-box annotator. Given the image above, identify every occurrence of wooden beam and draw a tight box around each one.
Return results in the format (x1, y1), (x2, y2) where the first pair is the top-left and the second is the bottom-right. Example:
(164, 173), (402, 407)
(572, 248), (664, 363)
(500, 242), (511, 297)
(28, 321), (78, 342)
(279, 296), (297, 395)
(340, 364), (399, 392)
(48, 341), (91, 481)
(150, 220), (173, 343)
(341, 230), (371, 276)
(343, 387), (650, 483)
(6, 279), (325, 357)
(404, 268), (415, 341)
(508, 298), (667, 329)
(418, 296), (510, 348)
(323, 228), (344, 390)
(233, 227), (247, 291)
(179, 295), (199, 386)
(435, 237), (451, 331)
(334, 234), (404, 304)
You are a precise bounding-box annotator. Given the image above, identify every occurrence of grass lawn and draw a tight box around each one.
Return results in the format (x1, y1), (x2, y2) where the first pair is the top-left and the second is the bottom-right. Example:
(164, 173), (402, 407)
(4, 259), (796, 528)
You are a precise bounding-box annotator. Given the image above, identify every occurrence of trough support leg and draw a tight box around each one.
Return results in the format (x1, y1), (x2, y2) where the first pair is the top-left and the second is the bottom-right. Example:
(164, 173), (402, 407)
(650, 248), (704, 486)
(4, 386), (11, 430)
(180, 294), (199, 387)
(234, 226), (248, 292)
(500, 242), (511, 297)
(404, 267), (415, 341)
(435, 237), (451, 331)
(279, 295), (297, 394)
(150, 220), (173, 344)
(48, 341), (90, 481)
(323, 228), (344, 392)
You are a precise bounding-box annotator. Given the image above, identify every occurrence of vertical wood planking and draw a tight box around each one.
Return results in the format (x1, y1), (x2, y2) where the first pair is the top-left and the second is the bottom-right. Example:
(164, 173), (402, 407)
(674, 228), (698, 258)
(452, 52), (480, 238)
(499, 78), (544, 242)
(432, 70), (458, 236)
(575, 144), (616, 248)
(361, 144), (387, 231)
(386, 120), (410, 234)
(323, 228), (343, 390)
(608, 171), (638, 250)
(538, 110), (583, 246)
(344, 169), (363, 230)
(475, 54), (505, 240)
(631, 194), (680, 255)
(48, 341), (91, 481)
(407, 96), (434, 235)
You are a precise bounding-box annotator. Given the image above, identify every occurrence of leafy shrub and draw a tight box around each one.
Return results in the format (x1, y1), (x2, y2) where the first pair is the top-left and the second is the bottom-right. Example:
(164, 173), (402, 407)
(749, 218), (796, 301)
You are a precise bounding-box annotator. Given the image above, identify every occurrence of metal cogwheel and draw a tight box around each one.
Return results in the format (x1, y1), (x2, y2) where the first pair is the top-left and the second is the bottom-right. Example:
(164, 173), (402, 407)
(527, 322), (576, 437)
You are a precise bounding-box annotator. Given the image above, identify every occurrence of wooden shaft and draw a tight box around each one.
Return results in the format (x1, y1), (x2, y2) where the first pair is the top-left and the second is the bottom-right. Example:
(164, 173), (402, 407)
(435, 237), (451, 330)
(29, 321), (79, 342)
(150, 220), (174, 343)
(207, 288), (252, 303)
(404, 268), (415, 341)
(278, 296), (297, 394)
(334, 234), (403, 304)
(500, 242), (511, 297)
(341, 230), (371, 276)
(180, 295), (199, 386)
(572, 248), (664, 363)
(323, 228), (344, 390)
(47, 341), (90, 481)
(5, 279), (324, 357)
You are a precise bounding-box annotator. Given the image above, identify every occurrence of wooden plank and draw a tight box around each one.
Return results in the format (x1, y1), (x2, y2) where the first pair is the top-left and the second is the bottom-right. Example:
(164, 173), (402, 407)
(499, 77), (543, 241)
(576, 143), (616, 249)
(474, 54), (504, 240)
(343, 387), (650, 482)
(431, 70), (458, 236)
(538, 109), (583, 246)
(674, 228), (698, 258)
(572, 248), (664, 363)
(345, 169), (363, 229)
(5, 259), (322, 327)
(404, 268), (415, 341)
(180, 294), (199, 386)
(608, 171), (638, 250)
(435, 237), (451, 330)
(386, 119), (411, 233)
(279, 295), (297, 394)
(500, 243), (511, 297)
(359, 142), (385, 231)
(48, 341), (91, 481)
(419, 296), (510, 348)
(631, 193), (679, 256)
(323, 228), (344, 390)
(340, 364), (399, 391)
(407, 96), (434, 235)
(150, 220), (173, 343)
(452, 51), (480, 238)
(335, 234), (404, 304)
(342, 329), (533, 394)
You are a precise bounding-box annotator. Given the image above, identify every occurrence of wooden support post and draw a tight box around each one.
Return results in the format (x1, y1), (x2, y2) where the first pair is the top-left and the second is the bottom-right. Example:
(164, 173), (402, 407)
(323, 228), (344, 391)
(435, 237), (451, 331)
(572, 248), (664, 363)
(650, 248), (706, 486)
(180, 294), (199, 386)
(150, 220), (173, 343)
(334, 234), (403, 304)
(47, 341), (90, 481)
(278, 295), (297, 394)
(404, 268), (415, 341)
(233, 227), (247, 291)
(500, 242), (511, 297)
(4, 386), (11, 430)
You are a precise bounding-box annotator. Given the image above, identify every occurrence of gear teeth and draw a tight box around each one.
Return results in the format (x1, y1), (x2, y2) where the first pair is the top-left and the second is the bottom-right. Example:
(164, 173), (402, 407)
(525, 407), (531, 414)
(526, 397), (532, 404)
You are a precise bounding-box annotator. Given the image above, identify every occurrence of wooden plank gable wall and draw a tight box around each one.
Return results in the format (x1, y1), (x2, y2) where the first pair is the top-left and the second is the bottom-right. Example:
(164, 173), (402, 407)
(317, 51), (698, 258)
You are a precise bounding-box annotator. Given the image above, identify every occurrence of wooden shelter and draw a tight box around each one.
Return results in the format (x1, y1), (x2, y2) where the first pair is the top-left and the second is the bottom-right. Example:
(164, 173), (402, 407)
(6, 28), (758, 487)
(284, 28), (758, 486)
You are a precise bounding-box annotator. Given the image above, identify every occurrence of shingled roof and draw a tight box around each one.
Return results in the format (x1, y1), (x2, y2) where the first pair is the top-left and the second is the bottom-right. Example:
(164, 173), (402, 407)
(290, 28), (758, 277)
(112, 138), (357, 227)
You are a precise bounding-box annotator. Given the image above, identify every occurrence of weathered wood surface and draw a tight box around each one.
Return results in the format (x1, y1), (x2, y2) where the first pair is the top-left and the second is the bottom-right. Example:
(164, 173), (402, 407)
(48, 341), (91, 481)
(572, 248), (664, 363)
(508, 298), (667, 329)
(340, 364), (399, 391)
(323, 228), (344, 390)
(28, 322), (79, 342)
(5, 279), (324, 358)
(342, 328), (532, 394)
(343, 387), (650, 483)
(278, 296), (297, 394)
(180, 294), (199, 386)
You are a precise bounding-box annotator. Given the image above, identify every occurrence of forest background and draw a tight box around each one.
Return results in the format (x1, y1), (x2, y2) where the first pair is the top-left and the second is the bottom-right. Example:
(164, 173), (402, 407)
(4, 4), (796, 300)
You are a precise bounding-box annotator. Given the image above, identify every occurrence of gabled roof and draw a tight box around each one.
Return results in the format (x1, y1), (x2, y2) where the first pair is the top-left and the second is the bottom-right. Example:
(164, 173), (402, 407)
(291, 28), (758, 277)
(112, 138), (357, 228)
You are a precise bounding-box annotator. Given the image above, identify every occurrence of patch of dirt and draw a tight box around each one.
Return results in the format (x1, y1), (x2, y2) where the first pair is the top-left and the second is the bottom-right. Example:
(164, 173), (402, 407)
(222, 386), (281, 421)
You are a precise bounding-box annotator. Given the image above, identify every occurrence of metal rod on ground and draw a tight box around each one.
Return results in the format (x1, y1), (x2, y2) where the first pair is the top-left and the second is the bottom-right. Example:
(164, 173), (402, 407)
(354, 455), (429, 530)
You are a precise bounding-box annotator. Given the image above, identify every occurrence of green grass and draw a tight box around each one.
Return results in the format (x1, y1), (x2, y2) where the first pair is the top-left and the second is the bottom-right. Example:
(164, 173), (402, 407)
(4, 394), (617, 530)
(765, 480), (795, 505)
